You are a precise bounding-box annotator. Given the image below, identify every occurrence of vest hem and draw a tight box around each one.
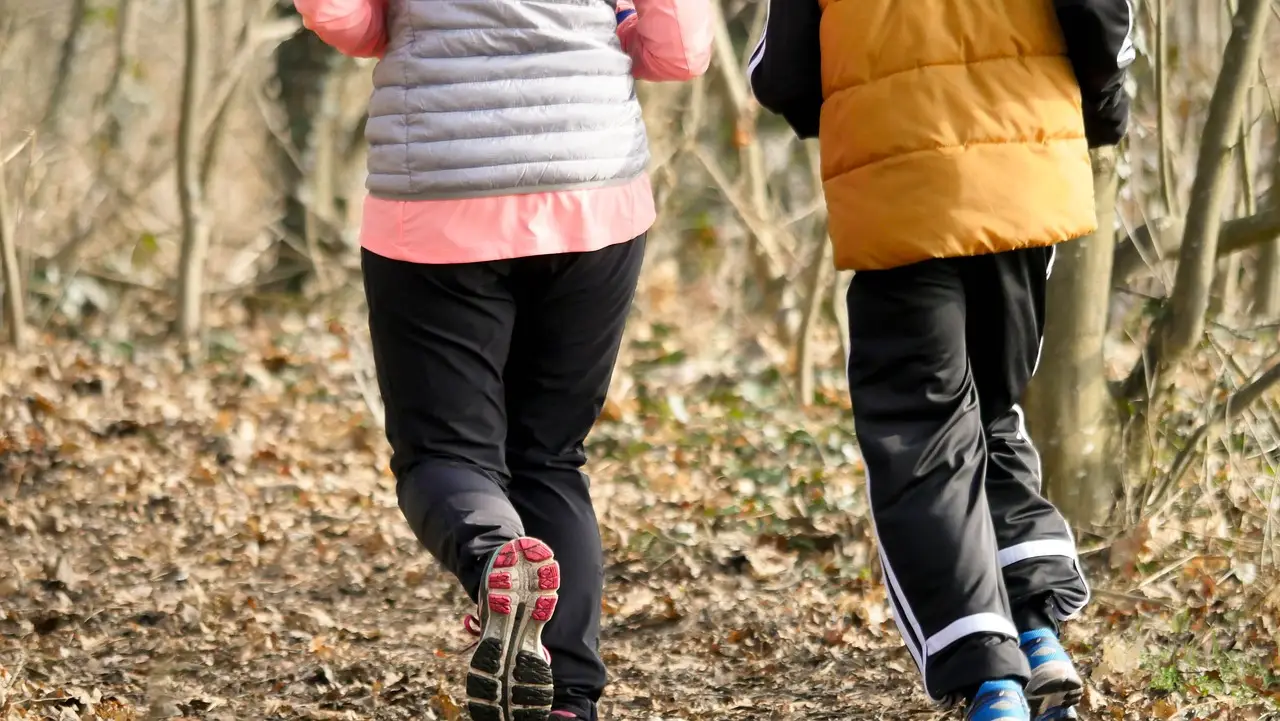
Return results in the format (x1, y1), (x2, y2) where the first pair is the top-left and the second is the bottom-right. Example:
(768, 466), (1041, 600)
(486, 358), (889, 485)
(367, 172), (647, 202)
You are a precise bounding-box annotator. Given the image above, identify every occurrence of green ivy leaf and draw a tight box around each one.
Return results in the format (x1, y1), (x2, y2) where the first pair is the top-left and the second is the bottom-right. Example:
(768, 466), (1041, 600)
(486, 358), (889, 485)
(131, 231), (159, 269)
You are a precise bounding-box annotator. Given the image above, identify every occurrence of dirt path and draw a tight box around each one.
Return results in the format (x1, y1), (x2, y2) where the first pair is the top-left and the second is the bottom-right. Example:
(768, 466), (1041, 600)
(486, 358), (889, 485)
(1, 334), (1274, 720)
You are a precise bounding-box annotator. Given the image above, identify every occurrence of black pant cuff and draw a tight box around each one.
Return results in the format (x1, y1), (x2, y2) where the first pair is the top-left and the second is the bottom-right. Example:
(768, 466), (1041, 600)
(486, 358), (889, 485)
(1011, 595), (1059, 636)
(925, 633), (1030, 702)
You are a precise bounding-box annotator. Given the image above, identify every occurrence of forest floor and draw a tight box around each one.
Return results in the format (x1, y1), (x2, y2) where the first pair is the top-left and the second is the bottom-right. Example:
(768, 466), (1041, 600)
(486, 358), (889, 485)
(2, 315), (1279, 721)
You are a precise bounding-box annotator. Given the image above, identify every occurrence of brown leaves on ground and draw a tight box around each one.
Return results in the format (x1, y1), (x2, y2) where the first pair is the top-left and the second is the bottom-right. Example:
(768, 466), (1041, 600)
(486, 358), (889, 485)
(1, 319), (1278, 720)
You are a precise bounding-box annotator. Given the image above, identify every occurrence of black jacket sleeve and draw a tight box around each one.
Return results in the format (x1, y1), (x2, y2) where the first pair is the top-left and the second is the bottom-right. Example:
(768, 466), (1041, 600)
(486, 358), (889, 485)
(747, 0), (824, 139)
(1053, 0), (1136, 148)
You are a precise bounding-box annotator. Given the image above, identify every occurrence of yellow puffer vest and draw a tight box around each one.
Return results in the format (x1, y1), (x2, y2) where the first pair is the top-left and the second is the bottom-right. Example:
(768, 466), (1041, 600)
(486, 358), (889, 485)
(818, 0), (1098, 271)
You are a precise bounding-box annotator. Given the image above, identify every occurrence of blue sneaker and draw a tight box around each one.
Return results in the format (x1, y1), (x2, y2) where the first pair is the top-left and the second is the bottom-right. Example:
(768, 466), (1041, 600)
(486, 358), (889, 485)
(966, 680), (1030, 721)
(1020, 629), (1083, 721)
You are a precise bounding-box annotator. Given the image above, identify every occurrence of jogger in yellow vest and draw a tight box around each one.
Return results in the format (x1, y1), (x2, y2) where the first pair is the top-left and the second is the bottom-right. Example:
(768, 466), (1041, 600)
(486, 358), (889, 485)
(750, 2), (1133, 719)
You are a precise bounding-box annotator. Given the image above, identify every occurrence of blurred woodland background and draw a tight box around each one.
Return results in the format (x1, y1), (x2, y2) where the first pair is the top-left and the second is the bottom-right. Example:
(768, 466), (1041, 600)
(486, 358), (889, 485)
(3, 0), (1280, 719)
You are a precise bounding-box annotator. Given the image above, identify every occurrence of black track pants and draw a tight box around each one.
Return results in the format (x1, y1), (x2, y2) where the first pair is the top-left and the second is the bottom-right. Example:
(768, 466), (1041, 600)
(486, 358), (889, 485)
(362, 237), (646, 720)
(845, 246), (1091, 702)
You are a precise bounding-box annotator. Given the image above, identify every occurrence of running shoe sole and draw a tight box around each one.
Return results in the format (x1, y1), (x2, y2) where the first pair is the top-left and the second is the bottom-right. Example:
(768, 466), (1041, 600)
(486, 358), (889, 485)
(466, 537), (560, 721)
(1026, 661), (1082, 721)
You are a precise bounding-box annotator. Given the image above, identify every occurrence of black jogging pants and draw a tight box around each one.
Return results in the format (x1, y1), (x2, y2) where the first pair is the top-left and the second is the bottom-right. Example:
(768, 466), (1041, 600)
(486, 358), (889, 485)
(845, 246), (1091, 703)
(362, 236), (646, 721)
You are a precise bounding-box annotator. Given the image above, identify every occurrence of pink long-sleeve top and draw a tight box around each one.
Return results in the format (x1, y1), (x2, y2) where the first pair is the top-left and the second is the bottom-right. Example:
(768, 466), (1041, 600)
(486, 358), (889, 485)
(295, 0), (712, 264)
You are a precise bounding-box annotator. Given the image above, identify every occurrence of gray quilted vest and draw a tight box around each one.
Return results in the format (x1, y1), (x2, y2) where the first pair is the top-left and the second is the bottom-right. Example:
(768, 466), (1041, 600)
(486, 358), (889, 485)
(365, 0), (651, 200)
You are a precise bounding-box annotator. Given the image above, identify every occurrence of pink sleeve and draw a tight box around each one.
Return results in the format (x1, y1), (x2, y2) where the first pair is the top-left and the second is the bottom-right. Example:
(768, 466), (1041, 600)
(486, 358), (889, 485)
(294, 0), (387, 58)
(615, 0), (713, 82)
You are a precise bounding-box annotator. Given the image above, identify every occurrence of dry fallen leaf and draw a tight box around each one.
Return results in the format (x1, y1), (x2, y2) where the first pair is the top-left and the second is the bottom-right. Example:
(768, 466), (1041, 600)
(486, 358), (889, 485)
(432, 679), (464, 721)
(1108, 520), (1152, 576)
(47, 555), (82, 592)
(1095, 635), (1143, 679)
(0, 317), (1275, 721)
(1152, 698), (1179, 719)
(743, 545), (793, 580)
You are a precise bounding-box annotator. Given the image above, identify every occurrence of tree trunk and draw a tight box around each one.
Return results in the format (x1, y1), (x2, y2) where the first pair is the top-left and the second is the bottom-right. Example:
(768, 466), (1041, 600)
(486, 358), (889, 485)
(1253, 124), (1280, 316)
(175, 0), (211, 360)
(44, 0), (88, 131)
(1207, 106), (1246, 319)
(0, 140), (25, 350)
(833, 269), (850, 365)
(199, 0), (246, 191)
(795, 138), (831, 404)
(297, 55), (364, 291)
(267, 4), (338, 292)
(1154, 0), (1177, 215)
(709, 0), (788, 326)
(1208, 0), (1259, 320)
(795, 238), (830, 405)
(1257, 241), (1280, 316)
(1124, 0), (1271, 401)
(1024, 147), (1121, 528)
(100, 0), (137, 114)
(1207, 256), (1240, 318)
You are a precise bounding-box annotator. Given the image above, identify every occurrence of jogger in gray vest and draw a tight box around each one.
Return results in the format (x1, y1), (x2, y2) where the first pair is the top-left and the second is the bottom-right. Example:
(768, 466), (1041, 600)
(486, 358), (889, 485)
(296, 0), (713, 718)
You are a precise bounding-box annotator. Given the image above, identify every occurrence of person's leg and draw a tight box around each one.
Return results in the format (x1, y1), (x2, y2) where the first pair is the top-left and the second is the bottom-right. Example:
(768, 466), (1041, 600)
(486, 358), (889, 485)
(364, 249), (564, 721)
(502, 236), (647, 721)
(963, 246), (1090, 719)
(362, 248), (525, 600)
(846, 257), (1028, 706)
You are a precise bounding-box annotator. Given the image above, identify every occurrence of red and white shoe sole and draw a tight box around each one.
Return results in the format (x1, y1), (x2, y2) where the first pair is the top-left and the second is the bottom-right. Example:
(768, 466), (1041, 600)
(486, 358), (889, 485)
(466, 537), (561, 721)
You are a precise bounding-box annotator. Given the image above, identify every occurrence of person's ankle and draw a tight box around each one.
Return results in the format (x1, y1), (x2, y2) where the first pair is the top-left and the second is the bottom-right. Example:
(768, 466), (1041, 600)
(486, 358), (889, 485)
(969, 677), (1025, 704)
(1018, 627), (1059, 646)
(549, 698), (596, 721)
(1012, 598), (1058, 636)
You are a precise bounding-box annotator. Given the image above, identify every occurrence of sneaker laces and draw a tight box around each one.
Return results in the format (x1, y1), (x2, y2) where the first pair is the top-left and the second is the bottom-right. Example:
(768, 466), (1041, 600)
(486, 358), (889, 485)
(449, 612), (482, 656)
(463, 614), (482, 637)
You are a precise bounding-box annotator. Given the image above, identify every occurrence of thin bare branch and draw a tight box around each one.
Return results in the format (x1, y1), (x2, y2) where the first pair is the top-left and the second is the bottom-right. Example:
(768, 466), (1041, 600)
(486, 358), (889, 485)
(1122, 0), (1273, 403)
(0, 134), (27, 350)
(175, 0), (212, 360)
(43, 0), (88, 130)
(691, 145), (789, 278)
(794, 237), (830, 405)
(708, 0), (792, 317)
(99, 0), (137, 112)
(1114, 207), (1280, 285)
(1156, 0), (1178, 214)
(1148, 355), (1280, 516)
